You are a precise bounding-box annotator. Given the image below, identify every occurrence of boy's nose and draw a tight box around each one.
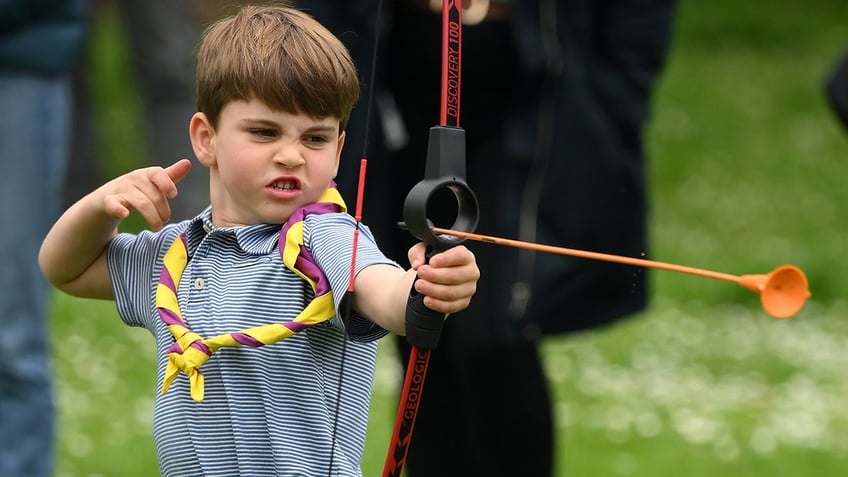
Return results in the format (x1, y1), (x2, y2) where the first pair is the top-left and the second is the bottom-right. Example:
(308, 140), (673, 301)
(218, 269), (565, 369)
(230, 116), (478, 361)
(273, 144), (305, 168)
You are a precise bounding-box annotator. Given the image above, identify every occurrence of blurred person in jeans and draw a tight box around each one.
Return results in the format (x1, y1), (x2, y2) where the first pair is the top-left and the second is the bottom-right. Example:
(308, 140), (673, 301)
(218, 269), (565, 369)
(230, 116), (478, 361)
(300, 0), (677, 475)
(64, 0), (203, 221)
(0, 1), (87, 475)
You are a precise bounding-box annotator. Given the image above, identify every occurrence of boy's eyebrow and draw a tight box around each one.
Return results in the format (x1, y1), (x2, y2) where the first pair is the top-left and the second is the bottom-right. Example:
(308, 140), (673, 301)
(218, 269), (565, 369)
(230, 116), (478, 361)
(302, 124), (339, 134)
(300, 124), (342, 138)
(240, 118), (338, 134)
(240, 117), (281, 127)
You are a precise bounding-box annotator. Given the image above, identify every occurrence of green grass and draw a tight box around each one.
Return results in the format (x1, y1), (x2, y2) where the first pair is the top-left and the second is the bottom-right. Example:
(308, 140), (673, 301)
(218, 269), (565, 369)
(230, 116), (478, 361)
(51, 1), (848, 475)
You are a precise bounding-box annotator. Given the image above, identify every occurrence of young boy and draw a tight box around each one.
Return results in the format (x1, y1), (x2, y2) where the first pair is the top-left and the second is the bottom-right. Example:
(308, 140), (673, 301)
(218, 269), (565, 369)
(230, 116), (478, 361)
(38, 5), (479, 476)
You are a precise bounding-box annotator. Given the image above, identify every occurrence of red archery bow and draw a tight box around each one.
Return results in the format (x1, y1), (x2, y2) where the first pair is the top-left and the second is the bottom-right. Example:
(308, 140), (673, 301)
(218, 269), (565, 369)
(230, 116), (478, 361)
(382, 1), (479, 476)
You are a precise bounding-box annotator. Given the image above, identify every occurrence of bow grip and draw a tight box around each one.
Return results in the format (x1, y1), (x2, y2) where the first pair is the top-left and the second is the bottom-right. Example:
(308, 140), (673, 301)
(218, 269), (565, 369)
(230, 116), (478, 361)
(405, 273), (444, 350)
(405, 246), (447, 349)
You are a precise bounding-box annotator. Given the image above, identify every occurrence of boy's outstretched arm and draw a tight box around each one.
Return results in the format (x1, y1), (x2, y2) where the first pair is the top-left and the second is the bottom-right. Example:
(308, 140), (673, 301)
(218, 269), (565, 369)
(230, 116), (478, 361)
(38, 159), (192, 300)
(352, 243), (480, 336)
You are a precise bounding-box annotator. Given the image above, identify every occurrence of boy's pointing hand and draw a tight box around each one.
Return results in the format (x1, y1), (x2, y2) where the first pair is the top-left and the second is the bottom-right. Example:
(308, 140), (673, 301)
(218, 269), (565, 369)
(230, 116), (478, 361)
(100, 159), (193, 230)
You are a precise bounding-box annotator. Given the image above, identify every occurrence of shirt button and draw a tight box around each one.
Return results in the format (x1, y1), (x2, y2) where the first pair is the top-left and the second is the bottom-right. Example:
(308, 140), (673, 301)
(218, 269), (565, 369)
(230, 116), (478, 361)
(193, 277), (206, 289)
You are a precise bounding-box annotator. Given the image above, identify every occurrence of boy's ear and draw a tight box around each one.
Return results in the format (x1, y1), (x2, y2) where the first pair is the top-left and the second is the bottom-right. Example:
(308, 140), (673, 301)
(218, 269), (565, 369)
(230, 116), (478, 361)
(190, 112), (216, 166)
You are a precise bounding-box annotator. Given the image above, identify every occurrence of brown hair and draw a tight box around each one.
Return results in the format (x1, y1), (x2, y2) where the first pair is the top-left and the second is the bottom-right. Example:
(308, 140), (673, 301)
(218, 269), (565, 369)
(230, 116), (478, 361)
(196, 4), (360, 133)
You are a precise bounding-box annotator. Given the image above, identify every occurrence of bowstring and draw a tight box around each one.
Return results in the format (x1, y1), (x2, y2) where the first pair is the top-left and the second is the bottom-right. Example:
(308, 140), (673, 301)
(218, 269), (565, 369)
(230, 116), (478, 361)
(327, 0), (384, 474)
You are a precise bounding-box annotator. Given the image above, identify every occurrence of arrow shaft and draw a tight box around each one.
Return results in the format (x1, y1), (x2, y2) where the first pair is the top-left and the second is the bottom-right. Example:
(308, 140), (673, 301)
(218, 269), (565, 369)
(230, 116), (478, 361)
(432, 227), (742, 284)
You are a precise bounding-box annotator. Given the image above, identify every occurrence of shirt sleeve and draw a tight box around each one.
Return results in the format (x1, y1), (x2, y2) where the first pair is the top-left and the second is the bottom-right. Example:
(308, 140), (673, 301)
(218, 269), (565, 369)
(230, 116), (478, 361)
(107, 226), (181, 331)
(305, 213), (401, 342)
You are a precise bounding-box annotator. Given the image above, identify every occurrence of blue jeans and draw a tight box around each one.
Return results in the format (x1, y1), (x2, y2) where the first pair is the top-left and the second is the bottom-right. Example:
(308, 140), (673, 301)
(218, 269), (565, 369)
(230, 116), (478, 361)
(0, 74), (70, 477)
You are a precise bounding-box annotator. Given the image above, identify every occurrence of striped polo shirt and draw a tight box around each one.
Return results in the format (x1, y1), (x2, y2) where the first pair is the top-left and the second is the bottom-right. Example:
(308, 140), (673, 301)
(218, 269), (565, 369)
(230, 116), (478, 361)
(108, 207), (399, 476)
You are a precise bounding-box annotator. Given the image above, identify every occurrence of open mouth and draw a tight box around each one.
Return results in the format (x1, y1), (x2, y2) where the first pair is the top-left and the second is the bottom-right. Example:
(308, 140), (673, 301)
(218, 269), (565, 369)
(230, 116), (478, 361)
(270, 180), (298, 191)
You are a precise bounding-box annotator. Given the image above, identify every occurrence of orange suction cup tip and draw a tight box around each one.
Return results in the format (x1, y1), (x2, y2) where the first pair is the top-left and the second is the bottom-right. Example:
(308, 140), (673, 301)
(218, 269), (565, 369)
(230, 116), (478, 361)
(738, 265), (811, 319)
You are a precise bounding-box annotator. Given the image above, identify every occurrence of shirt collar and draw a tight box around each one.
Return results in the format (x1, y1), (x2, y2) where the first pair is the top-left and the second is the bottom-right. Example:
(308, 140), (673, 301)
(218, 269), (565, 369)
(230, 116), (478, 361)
(182, 207), (283, 257)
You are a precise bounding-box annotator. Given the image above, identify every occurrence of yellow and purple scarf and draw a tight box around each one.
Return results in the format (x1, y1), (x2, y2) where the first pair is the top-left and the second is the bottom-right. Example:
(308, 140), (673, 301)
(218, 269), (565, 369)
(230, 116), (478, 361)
(155, 187), (346, 402)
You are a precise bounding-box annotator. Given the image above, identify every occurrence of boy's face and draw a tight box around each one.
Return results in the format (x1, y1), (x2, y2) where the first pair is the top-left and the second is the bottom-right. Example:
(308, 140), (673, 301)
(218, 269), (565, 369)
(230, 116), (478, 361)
(193, 98), (344, 226)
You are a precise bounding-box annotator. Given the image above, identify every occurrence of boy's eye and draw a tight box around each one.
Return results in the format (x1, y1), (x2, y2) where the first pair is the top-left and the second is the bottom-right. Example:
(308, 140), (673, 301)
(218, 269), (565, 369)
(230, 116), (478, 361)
(304, 135), (329, 145)
(250, 128), (277, 138)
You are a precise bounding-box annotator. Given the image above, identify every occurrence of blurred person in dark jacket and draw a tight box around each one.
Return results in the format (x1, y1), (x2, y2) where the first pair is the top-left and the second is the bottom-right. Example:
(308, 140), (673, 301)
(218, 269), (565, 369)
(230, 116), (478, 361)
(825, 50), (848, 132)
(0, 1), (87, 476)
(300, 0), (677, 475)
